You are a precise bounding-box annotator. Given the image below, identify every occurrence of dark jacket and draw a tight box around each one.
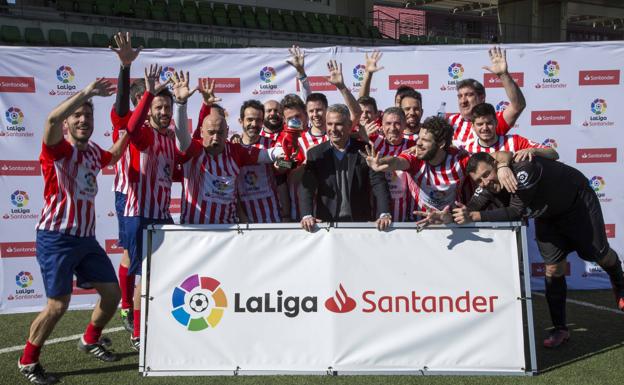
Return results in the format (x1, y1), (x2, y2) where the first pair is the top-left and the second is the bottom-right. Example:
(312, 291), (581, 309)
(299, 140), (390, 221)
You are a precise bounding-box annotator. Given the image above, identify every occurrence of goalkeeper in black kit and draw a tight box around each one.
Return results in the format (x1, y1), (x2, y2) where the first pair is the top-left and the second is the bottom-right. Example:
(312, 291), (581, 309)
(451, 152), (624, 348)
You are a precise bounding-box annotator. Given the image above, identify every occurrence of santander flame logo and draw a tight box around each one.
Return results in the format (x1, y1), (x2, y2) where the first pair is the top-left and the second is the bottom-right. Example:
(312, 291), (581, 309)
(325, 284), (356, 313)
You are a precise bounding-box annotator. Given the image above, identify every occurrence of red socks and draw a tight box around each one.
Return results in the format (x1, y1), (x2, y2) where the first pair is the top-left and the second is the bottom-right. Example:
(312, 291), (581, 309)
(83, 322), (103, 345)
(20, 341), (41, 365)
(133, 309), (141, 338)
(118, 264), (135, 310)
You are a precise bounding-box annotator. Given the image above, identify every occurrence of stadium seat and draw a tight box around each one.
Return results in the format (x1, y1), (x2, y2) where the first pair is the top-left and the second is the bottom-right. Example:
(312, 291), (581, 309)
(227, 4), (242, 27)
(133, 0), (150, 19)
(370, 26), (382, 39)
(215, 41), (228, 48)
(230, 42), (243, 48)
(320, 16), (336, 35)
(150, 0), (167, 21)
(293, 11), (310, 33)
(115, 0), (133, 17)
(168, 0), (182, 22)
(269, 9), (284, 31)
(70, 31), (90, 46)
(56, 0), (75, 12)
(48, 29), (70, 46)
(165, 39), (180, 48)
(24, 27), (46, 45)
(0, 25), (22, 44)
(309, 17), (323, 34)
(95, 0), (114, 16)
(76, 0), (94, 14)
(212, 3), (228, 26)
(91, 33), (110, 47)
(357, 23), (370, 38)
(132, 35), (146, 48)
(198, 41), (213, 48)
(255, 7), (270, 30)
(182, 40), (197, 48)
(182, 0), (199, 24)
(399, 34), (409, 44)
(334, 21), (348, 36)
(346, 23), (359, 38)
(147, 37), (165, 48)
(282, 11), (297, 33)
(240, 5), (256, 28)
(197, 2), (212, 24)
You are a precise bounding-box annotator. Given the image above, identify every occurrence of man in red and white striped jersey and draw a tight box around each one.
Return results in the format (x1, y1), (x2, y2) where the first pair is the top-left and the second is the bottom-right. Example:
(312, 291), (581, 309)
(121, 64), (189, 350)
(399, 89), (423, 142)
(448, 47), (526, 147)
(237, 99), (283, 223)
(363, 116), (515, 223)
(261, 99), (283, 140)
(368, 107), (416, 221)
(463, 103), (558, 160)
(18, 79), (129, 384)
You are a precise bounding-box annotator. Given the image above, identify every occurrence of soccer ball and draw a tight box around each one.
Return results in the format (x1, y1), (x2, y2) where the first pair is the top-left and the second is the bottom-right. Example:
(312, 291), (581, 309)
(189, 293), (210, 313)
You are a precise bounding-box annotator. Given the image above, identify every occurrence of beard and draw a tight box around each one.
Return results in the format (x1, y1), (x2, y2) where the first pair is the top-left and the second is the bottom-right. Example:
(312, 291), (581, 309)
(152, 113), (171, 130)
(418, 146), (438, 162)
(264, 115), (283, 132)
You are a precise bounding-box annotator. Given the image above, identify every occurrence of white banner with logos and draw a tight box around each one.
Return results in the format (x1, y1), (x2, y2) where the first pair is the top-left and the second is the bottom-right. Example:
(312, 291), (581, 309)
(141, 223), (534, 375)
(1, 41), (623, 313)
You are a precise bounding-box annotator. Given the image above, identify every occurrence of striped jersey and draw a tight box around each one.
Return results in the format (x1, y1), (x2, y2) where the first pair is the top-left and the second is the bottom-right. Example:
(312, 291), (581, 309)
(237, 136), (281, 223)
(448, 111), (511, 147)
(37, 140), (112, 237)
(179, 140), (260, 224)
(463, 134), (546, 154)
(370, 134), (416, 221)
(399, 150), (470, 214)
(403, 132), (419, 142)
(260, 127), (281, 141)
(110, 107), (132, 194)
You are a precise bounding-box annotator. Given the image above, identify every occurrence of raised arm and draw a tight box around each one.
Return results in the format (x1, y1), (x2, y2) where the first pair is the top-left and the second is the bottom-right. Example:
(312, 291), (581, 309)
(110, 32), (142, 116)
(360, 145), (410, 172)
(482, 47), (525, 127)
(286, 45), (311, 101)
(107, 130), (130, 165)
(192, 78), (222, 140)
(358, 51), (384, 99)
(326, 60), (362, 125)
(44, 79), (115, 146)
(171, 70), (197, 151)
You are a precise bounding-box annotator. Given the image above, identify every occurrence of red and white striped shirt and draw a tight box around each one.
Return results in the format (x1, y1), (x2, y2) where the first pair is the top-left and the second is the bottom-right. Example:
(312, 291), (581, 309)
(110, 107), (132, 194)
(463, 134), (546, 154)
(237, 136), (281, 223)
(400, 150), (470, 214)
(370, 134), (416, 221)
(37, 140), (112, 237)
(180, 140), (260, 224)
(403, 132), (419, 142)
(260, 128), (280, 141)
(448, 111), (511, 147)
(289, 129), (329, 220)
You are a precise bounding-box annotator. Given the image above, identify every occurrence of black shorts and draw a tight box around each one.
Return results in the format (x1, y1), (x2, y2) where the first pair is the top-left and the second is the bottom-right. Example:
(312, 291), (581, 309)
(535, 186), (610, 265)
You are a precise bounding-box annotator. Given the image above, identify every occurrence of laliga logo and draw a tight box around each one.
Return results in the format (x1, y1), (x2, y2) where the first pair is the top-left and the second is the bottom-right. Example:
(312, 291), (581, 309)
(589, 176), (605, 192)
(244, 170), (258, 186)
(591, 98), (607, 115)
(542, 138), (558, 149)
(56, 65), (75, 84)
(352, 64), (366, 82)
(212, 179), (229, 191)
(10, 190), (29, 208)
(160, 66), (176, 84)
(543, 60), (559, 77)
(447, 63), (464, 80)
(84, 172), (96, 188)
(171, 274), (227, 331)
(260, 66), (276, 83)
(495, 101), (509, 112)
(5, 107), (24, 125)
(16, 271), (33, 288)
(325, 284), (356, 313)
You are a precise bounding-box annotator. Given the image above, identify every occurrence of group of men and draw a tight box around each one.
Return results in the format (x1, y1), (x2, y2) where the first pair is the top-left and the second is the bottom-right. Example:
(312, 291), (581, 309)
(16, 32), (624, 384)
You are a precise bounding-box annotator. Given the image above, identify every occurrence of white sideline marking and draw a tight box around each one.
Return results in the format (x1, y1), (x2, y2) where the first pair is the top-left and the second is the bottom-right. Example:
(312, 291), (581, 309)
(533, 292), (624, 315)
(0, 326), (124, 354)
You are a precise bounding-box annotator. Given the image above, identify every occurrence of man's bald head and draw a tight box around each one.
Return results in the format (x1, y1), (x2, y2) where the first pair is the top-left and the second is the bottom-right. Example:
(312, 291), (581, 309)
(201, 114), (228, 153)
(264, 99), (283, 132)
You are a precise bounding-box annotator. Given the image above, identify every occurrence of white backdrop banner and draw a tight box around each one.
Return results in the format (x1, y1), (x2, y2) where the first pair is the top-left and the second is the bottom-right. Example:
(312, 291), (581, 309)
(0, 42), (622, 313)
(141, 223), (533, 375)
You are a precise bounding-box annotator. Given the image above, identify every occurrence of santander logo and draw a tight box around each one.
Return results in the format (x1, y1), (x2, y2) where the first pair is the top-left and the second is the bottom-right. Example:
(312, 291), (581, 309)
(325, 284), (356, 313)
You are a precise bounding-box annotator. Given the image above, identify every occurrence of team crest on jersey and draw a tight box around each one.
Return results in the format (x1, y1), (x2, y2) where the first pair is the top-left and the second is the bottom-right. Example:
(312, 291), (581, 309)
(244, 171), (258, 187)
(516, 171), (529, 187)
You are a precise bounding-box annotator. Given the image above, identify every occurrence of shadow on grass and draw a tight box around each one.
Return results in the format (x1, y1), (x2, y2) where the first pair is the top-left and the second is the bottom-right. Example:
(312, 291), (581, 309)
(55, 361), (138, 377)
(532, 290), (624, 374)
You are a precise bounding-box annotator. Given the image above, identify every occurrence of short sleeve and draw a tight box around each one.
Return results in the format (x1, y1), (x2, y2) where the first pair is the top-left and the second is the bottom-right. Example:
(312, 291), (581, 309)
(495, 111), (511, 135)
(398, 152), (423, 175)
(232, 143), (260, 167)
(514, 134), (545, 150)
(110, 105), (132, 141)
(40, 140), (73, 161)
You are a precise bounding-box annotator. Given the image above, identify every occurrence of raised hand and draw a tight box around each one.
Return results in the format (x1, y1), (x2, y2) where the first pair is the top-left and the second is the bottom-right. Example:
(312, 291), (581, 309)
(171, 70), (197, 104)
(482, 46), (508, 76)
(144, 64), (162, 95)
(364, 51), (384, 74)
(286, 45), (305, 75)
(110, 32), (142, 67)
(326, 59), (345, 88)
(414, 205), (452, 227)
(359, 145), (386, 172)
(85, 78), (116, 98)
(364, 120), (379, 137)
(197, 78), (223, 105)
